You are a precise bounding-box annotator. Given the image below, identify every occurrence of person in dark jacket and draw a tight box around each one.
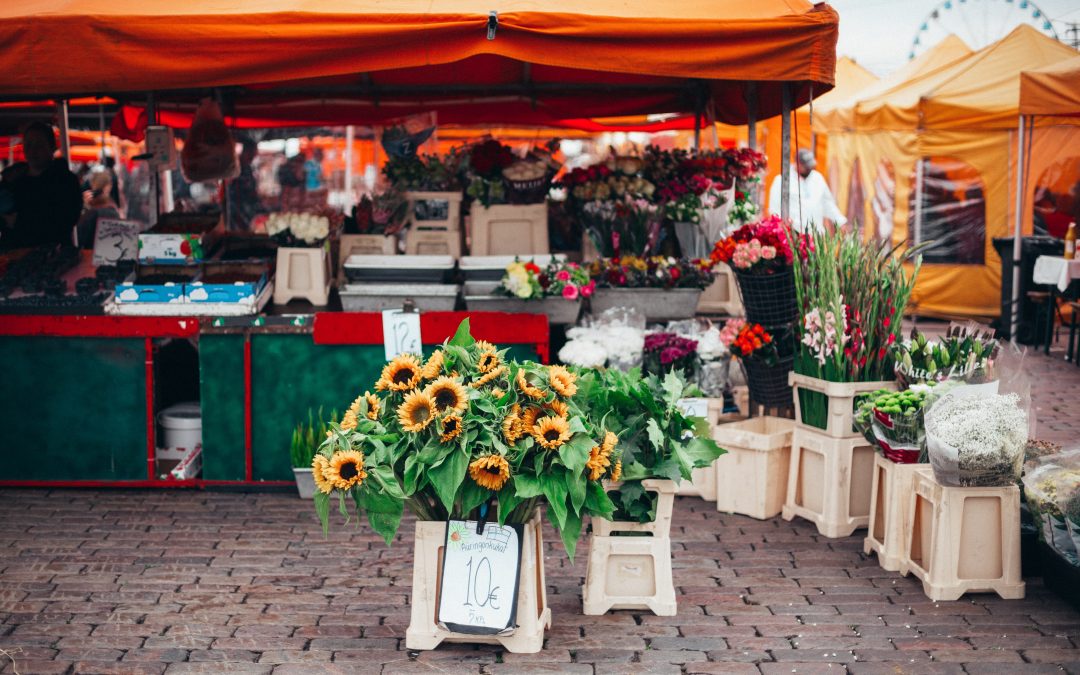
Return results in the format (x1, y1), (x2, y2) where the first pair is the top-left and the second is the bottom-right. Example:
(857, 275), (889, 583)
(0, 122), (83, 249)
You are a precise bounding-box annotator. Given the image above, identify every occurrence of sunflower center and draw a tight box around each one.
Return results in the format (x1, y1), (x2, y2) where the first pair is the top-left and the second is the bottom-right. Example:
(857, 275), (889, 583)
(393, 368), (416, 384)
(544, 429), (561, 442)
(444, 418), (458, 432)
(340, 462), (359, 479)
(435, 390), (458, 410)
(411, 406), (431, 424)
(485, 465), (502, 475)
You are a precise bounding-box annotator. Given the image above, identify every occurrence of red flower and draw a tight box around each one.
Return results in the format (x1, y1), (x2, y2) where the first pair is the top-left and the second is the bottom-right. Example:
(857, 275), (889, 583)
(524, 262), (541, 275)
(882, 316), (891, 329)
(179, 239), (192, 256)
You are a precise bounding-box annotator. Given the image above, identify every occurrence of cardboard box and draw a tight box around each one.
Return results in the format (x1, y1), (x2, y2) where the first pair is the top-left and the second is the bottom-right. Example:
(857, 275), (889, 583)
(156, 445), (202, 480)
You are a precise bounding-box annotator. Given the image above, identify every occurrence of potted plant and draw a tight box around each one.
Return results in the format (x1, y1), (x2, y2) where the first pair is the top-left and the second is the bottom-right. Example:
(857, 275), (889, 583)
(575, 368), (724, 616)
(588, 255), (715, 322)
(311, 319), (617, 652)
(710, 215), (802, 326)
(290, 408), (333, 499)
(464, 257), (594, 324)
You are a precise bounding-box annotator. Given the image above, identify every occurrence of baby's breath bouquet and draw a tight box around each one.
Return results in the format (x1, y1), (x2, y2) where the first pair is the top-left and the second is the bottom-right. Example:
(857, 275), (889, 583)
(312, 319), (617, 558)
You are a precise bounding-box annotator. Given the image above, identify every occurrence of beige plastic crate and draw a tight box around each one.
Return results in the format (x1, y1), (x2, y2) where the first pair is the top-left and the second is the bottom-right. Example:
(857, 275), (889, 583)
(864, 456), (929, 572)
(405, 229), (462, 257)
(470, 203), (549, 256)
(337, 234), (397, 284)
(697, 263), (743, 316)
(405, 512), (551, 653)
(790, 373), (896, 439)
(782, 426), (876, 538)
(584, 479), (677, 616)
(713, 416), (794, 519)
(405, 191), (462, 232)
(273, 246), (330, 306)
(900, 468), (1025, 601)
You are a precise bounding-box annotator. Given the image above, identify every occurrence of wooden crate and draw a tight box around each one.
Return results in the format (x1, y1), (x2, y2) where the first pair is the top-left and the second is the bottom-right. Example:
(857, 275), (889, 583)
(470, 203), (549, 256)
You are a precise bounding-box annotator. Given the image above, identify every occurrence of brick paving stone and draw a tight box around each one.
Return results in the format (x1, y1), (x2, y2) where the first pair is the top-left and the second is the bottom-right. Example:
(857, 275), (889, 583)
(758, 663), (849, 674)
(927, 649), (1026, 663)
(72, 662), (166, 674)
(486, 665), (593, 674)
(685, 663), (761, 674)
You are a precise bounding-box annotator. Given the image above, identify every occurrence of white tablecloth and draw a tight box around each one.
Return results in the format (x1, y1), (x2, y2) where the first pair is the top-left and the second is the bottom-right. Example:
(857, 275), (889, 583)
(1033, 255), (1080, 293)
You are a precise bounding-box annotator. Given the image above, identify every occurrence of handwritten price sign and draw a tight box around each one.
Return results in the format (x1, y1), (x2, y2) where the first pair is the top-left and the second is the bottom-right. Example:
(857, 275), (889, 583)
(436, 520), (523, 635)
(382, 309), (422, 361)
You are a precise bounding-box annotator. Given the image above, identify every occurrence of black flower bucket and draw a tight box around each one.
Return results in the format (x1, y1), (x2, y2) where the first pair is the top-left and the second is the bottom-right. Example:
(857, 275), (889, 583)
(734, 268), (797, 326)
(742, 355), (795, 408)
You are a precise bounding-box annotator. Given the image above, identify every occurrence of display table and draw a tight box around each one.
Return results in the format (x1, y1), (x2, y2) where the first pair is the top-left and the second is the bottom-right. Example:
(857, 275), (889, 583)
(1033, 255), (1080, 293)
(0, 311), (549, 487)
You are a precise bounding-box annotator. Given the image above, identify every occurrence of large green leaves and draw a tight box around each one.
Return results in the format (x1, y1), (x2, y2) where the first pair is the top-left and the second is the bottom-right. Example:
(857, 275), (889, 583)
(356, 487), (404, 546)
(428, 446), (468, 513)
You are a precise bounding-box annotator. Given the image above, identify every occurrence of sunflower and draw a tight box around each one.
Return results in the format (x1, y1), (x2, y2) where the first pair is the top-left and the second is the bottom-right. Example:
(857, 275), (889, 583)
(341, 394), (363, 431)
(470, 364), (506, 388)
(545, 399), (569, 419)
(324, 450), (367, 490)
(502, 410), (524, 445)
(397, 390), (437, 433)
(468, 454), (510, 491)
(477, 349), (500, 374)
(421, 350), (445, 380)
(379, 354), (422, 392)
(610, 459), (623, 482)
(424, 376), (469, 414)
(440, 414), (464, 443)
(364, 392), (381, 420)
(601, 431), (619, 457)
(312, 454), (335, 494)
(548, 365), (578, 397)
(491, 387), (505, 399)
(520, 406), (542, 431)
(586, 444), (612, 481)
(516, 368), (546, 400)
(475, 340), (496, 354)
(532, 415), (571, 450)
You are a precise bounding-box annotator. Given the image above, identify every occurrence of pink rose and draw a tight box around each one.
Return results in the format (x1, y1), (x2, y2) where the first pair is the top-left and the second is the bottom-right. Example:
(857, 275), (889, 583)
(562, 284), (580, 300)
(761, 246), (776, 260)
(580, 280), (595, 298)
(556, 270), (571, 282)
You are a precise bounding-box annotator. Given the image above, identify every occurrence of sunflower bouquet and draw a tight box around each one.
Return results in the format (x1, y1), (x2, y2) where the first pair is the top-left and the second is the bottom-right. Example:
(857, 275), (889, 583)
(312, 319), (618, 558)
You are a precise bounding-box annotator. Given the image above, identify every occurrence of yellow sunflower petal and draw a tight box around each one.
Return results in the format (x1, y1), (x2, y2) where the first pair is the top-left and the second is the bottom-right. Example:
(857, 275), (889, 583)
(312, 454), (335, 494)
(532, 415), (571, 450)
(440, 414), (464, 443)
(421, 350), (445, 380)
(548, 365), (578, 398)
(610, 459), (623, 482)
(586, 445), (611, 481)
(424, 376), (469, 414)
(324, 449), (367, 490)
(397, 390), (437, 433)
(468, 454), (510, 491)
(381, 354), (422, 392)
(516, 368), (546, 400)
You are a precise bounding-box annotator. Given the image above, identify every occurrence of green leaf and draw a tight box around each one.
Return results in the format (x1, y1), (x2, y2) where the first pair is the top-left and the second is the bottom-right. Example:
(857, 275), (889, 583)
(683, 436), (725, 469)
(368, 464), (406, 500)
(313, 491), (331, 535)
(459, 478), (492, 519)
(513, 474), (544, 498)
(448, 318), (475, 347)
(661, 370), (684, 407)
(567, 473), (586, 515)
(558, 434), (591, 474)
(584, 481), (615, 519)
(497, 488), (523, 525)
(403, 453), (421, 495)
(621, 460), (650, 481)
(542, 471), (569, 529)
(359, 488), (404, 546)
(428, 447), (468, 513)
(652, 458), (683, 482)
(645, 418), (665, 452)
(558, 510), (584, 562)
(691, 415), (711, 439)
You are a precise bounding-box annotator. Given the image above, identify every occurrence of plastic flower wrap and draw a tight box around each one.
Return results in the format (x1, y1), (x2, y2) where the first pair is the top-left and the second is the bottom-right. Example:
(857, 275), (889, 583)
(893, 324), (999, 388)
(924, 392), (1029, 487)
(312, 319), (619, 558)
(853, 387), (931, 464)
(1022, 450), (1080, 562)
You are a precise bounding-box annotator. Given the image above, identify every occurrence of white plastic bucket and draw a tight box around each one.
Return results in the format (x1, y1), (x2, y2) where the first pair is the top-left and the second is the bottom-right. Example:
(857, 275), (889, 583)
(158, 402), (202, 450)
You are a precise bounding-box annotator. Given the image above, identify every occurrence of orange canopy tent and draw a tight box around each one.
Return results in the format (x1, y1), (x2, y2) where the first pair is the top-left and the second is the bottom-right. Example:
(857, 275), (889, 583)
(1019, 55), (1080, 117)
(0, 0), (838, 130)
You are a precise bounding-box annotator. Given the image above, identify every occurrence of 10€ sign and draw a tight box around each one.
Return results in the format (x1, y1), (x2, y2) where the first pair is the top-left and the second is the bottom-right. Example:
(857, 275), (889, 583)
(436, 520), (523, 635)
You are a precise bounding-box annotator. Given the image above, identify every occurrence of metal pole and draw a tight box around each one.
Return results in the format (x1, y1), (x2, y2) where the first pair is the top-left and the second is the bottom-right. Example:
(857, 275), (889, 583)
(780, 84), (792, 222)
(1009, 115), (1026, 345)
(146, 94), (160, 226)
(345, 124), (355, 208)
(746, 83), (757, 150)
(56, 100), (71, 171)
(99, 104), (107, 162)
(913, 156), (925, 248)
(693, 90), (703, 152)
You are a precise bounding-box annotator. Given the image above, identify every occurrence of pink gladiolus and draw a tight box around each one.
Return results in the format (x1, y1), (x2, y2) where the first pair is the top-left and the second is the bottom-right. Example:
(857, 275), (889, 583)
(562, 284), (579, 300)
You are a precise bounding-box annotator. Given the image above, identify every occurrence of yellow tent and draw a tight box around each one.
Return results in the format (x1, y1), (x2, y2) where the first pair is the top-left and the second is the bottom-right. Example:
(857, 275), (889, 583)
(818, 26), (1078, 318)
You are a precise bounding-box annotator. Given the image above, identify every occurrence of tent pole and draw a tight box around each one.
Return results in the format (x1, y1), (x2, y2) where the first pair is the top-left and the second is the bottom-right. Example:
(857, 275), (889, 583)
(345, 124), (355, 209)
(56, 100), (71, 171)
(147, 93), (160, 227)
(1009, 115), (1026, 345)
(746, 83), (757, 150)
(780, 84), (791, 221)
(693, 87), (703, 152)
(99, 104), (107, 162)
(913, 156), (924, 249)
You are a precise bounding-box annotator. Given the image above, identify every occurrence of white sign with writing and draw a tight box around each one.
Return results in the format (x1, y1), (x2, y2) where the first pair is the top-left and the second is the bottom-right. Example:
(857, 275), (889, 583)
(92, 218), (142, 266)
(382, 309), (422, 361)
(436, 520), (522, 635)
(677, 397), (710, 419)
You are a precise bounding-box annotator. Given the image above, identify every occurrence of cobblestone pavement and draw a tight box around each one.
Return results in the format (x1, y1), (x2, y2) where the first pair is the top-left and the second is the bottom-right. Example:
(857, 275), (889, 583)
(1, 344), (1079, 675)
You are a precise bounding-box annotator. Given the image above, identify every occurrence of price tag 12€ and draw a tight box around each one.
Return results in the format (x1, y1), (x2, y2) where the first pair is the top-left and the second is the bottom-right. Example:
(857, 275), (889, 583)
(436, 520), (523, 635)
(382, 309), (421, 361)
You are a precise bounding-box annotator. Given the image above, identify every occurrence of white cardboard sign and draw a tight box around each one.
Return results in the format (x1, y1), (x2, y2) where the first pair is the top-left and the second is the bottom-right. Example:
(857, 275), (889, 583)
(382, 309), (422, 361)
(92, 218), (141, 266)
(677, 397), (709, 419)
(436, 520), (522, 635)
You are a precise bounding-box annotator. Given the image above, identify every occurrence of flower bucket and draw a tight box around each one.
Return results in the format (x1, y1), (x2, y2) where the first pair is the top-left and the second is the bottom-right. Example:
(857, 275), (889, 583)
(742, 355), (794, 408)
(733, 268), (796, 326)
(791, 373), (896, 439)
(293, 468), (316, 500)
(589, 288), (701, 323)
(462, 294), (582, 325)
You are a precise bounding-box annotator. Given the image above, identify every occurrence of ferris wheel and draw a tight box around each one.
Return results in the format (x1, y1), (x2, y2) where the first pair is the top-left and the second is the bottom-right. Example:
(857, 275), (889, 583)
(909, 0), (1060, 60)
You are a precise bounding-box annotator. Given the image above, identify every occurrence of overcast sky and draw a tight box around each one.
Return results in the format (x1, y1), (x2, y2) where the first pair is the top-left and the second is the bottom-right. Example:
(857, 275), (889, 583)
(830, 0), (1080, 77)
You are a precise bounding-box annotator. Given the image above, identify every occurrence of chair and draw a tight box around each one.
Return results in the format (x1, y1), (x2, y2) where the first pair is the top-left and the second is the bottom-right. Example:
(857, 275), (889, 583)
(1026, 290), (1062, 354)
(1068, 301), (1080, 366)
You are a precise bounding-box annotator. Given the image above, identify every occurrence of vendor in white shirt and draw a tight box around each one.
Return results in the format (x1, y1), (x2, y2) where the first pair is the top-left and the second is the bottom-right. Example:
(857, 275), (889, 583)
(767, 148), (847, 233)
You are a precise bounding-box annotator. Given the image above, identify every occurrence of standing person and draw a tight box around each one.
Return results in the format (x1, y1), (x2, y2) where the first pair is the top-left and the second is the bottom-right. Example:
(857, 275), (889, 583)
(75, 169), (120, 249)
(227, 137), (260, 231)
(304, 148), (324, 191)
(0, 122), (83, 250)
(768, 148), (847, 233)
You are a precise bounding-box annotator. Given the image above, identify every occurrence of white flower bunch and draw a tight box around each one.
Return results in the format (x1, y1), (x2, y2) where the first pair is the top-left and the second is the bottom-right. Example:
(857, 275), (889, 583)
(695, 326), (729, 362)
(266, 212), (330, 245)
(559, 324), (645, 370)
(925, 392), (1028, 486)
